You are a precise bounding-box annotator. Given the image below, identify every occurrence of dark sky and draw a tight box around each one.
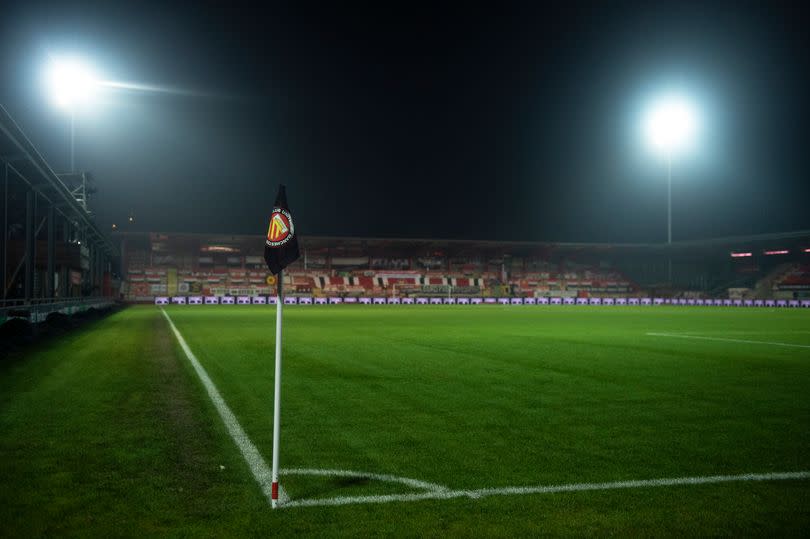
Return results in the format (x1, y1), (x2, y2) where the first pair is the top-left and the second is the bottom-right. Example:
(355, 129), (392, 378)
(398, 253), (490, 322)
(2, 1), (809, 242)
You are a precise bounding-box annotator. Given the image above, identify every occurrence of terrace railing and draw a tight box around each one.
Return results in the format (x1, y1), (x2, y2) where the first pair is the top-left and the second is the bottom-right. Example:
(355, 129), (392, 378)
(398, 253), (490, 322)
(0, 297), (116, 324)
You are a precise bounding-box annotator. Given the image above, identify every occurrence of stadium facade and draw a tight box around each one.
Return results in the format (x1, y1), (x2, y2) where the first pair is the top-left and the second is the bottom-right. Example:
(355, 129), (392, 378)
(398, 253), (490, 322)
(0, 105), (117, 323)
(117, 230), (810, 302)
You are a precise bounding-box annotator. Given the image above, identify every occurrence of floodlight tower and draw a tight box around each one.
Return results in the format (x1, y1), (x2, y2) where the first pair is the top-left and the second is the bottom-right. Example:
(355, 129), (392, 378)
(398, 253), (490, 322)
(44, 57), (99, 172)
(643, 94), (699, 281)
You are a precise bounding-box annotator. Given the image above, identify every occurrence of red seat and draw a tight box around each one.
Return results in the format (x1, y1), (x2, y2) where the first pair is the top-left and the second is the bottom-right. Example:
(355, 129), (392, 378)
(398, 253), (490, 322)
(358, 276), (375, 289)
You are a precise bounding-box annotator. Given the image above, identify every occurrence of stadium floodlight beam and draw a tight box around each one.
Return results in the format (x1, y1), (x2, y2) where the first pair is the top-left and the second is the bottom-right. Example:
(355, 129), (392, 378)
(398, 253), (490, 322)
(44, 57), (100, 173)
(642, 93), (699, 282)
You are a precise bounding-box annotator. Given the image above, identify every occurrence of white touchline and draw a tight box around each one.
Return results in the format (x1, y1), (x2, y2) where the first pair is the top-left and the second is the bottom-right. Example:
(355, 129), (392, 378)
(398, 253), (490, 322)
(647, 332), (810, 349)
(162, 309), (277, 505)
(280, 471), (810, 509)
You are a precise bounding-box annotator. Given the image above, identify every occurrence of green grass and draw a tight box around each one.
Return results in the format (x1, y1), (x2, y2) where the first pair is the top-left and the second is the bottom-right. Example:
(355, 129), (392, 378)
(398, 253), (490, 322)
(1, 304), (809, 536)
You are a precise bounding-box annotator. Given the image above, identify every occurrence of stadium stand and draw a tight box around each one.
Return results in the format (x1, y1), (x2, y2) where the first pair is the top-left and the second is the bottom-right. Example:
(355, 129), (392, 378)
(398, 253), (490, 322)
(1, 105), (117, 326)
(114, 230), (810, 302)
(776, 264), (810, 291)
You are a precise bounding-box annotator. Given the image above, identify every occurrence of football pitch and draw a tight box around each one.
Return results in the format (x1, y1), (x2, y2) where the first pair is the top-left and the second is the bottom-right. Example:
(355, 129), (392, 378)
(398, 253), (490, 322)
(1, 304), (809, 536)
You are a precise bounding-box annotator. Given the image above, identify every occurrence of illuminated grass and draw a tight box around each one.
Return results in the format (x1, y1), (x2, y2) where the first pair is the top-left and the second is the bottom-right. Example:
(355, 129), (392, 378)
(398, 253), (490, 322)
(1, 305), (809, 535)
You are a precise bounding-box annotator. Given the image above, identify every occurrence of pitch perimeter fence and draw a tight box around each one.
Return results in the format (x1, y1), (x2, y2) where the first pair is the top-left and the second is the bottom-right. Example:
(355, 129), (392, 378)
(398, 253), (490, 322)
(154, 296), (810, 308)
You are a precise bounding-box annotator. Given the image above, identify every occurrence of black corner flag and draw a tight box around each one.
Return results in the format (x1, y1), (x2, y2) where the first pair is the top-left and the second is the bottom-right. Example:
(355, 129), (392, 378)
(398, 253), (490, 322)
(263, 184), (300, 275)
(264, 184), (300, 508)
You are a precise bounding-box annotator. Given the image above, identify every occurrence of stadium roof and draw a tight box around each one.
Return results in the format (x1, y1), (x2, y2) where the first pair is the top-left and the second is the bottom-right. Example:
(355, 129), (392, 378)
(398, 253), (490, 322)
(114, 229), (810, 256)
(0, 104), (117, 257)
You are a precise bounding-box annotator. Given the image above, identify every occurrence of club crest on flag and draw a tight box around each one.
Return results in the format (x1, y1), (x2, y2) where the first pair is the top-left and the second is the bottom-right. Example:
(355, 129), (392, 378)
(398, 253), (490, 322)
(266, 208), (294, 247)
(264, 184), (299, 275)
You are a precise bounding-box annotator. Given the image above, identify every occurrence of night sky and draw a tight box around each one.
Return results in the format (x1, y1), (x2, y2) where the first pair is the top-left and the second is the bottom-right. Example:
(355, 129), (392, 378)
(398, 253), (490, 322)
(1, 1), (809, 242)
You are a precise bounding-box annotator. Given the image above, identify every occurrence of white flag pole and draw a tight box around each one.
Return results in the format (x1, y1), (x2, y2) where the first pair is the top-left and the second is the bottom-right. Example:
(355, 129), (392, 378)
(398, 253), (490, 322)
(271, 269), (283, 508)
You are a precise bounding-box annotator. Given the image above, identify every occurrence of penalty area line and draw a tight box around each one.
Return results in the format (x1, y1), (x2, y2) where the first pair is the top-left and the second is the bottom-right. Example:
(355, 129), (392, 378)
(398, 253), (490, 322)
(281, 471), (810, 509)
(646, 332), (810, 349)
(161, 309), (277, 505)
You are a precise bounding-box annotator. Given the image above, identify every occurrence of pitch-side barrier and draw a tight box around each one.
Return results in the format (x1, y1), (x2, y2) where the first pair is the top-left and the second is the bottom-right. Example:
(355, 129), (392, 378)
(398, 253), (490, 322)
(154, 296), (810, 308)
(1, 297), (116, 324)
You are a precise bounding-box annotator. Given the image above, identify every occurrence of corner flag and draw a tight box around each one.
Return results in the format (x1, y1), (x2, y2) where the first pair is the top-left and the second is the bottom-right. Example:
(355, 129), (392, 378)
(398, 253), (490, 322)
(263, 184), (300, 509)
(264, 184), (300, 275)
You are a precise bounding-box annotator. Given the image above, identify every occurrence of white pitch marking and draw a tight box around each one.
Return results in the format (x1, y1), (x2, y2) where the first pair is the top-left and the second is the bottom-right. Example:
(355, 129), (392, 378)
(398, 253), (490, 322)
(280, 471), (810, 509)
(679, 330), (810, 336)
(162, 310), (276, 505)
(278, 484), (290, 505)
(646, 332), (810, 349)
(281, 467), (449, 493)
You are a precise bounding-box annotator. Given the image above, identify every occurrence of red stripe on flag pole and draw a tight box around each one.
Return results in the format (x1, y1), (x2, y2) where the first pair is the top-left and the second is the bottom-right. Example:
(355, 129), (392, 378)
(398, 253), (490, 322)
(272, 482), (279, 500)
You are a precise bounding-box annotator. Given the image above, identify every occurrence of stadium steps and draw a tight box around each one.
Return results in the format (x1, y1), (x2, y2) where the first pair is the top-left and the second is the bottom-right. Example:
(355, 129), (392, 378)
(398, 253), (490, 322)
(707, 273), (759, 298)
(753, 262), (795, 299)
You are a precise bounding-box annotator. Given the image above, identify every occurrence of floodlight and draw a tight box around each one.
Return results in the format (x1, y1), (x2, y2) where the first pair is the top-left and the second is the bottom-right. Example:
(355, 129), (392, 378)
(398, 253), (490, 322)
(643, 94), (699, 156)
(44, 58), (99, 109)
(640, 92), (701, 282)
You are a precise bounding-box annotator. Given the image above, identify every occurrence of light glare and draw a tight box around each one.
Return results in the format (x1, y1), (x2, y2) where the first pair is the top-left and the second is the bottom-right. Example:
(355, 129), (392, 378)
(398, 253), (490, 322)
(45, 58), (98, 109)
(643, 94), (699, 156)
